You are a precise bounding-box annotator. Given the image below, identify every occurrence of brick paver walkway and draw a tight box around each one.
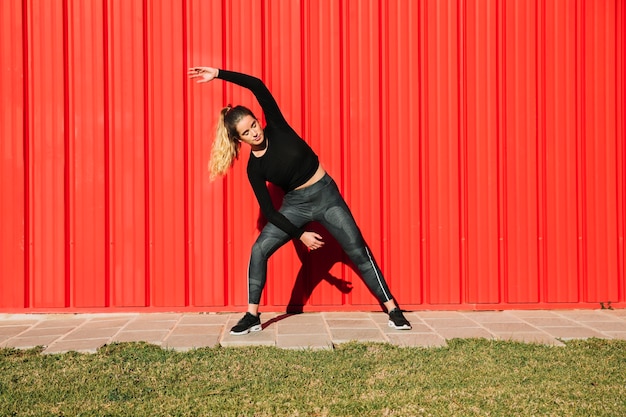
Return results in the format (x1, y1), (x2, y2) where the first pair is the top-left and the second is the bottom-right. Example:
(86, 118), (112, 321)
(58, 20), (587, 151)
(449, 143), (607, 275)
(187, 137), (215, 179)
(1, 309), (625, 354)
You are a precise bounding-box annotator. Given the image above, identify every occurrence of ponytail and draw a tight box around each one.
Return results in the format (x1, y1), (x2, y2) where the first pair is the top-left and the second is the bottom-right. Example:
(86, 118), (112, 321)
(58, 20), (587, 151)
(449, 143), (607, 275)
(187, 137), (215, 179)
(208, 106), (239, 179)
(208, 105), (257, 180)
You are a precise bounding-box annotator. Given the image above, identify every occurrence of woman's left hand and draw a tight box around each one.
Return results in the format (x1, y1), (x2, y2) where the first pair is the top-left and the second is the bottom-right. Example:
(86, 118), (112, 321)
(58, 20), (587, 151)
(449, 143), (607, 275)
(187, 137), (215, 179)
(188, 67), (219, 83)
(300, 231), (325, 251)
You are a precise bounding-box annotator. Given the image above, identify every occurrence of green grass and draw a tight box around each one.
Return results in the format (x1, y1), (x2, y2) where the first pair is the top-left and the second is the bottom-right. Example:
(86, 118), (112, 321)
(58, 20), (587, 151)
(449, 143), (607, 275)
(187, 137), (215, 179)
(1, 339), (625, 416)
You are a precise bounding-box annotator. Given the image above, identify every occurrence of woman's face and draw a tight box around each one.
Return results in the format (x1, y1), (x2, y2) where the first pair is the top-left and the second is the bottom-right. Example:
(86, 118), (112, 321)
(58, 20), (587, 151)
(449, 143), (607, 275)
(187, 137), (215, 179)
(235, 115), (265, 148)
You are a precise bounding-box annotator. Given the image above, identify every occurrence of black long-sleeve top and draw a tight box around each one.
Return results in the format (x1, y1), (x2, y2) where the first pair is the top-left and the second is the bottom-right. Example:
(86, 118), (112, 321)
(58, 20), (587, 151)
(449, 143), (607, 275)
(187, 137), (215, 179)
(217, 70), (320, 239)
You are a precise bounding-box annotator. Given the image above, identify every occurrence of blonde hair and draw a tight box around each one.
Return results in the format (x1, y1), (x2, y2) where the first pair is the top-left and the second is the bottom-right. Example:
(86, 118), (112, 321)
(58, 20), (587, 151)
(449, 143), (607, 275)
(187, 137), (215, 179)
(208, 106), (240, 179)
(208, 105), (258, 180)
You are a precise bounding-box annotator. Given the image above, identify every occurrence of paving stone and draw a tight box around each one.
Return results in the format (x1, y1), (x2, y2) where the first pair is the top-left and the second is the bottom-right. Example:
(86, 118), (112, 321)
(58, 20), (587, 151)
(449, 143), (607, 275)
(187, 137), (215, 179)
(132, 313), (182, 322)
(577, 321), (626, 332)
(81, 318), (133, 329)
(220, 329), (276, 347)
(421, 318), (483, 329)
(370, 312), (425, 329)
(323, 312), (371, 319)
(259, 314), (304, 330)
(521, 317), (578, 327)
(415, 311), (466, 319)
(63, 327), (120, 340)
(219, 316), (276, 347)
(555, 310), (619, 322)
(603, 331), (626, 340)
(462, 312), (524, 323)
(3, 335), (62, 349)
(169, 324), (224, 336)
(18, 326), (76, 338)
(329, 328), (386, 344)
(387, 333), (447, 348)
(435, 327), (495, 340)
(111, 330), (169, 344)
(479, 322), (540, 333)
(163, 334), (220, 351)
(0, 325), (31, 338)
(326, 319), (377, 328)
(380, 323), (432, 334)
(123, 320), (178, 331)
(539, 326), (608, 340)
(276, 334), (332, 350)
(178, 314), (230, 325)
(0, 319), (40, 326)
(367, 312), (392, 323)
(43, 338), (109, 354)
(508, 310), (564, 318)
(276, 313), (326, 325)
(34, 318), (87, 329)
(277, 323), (327, 335)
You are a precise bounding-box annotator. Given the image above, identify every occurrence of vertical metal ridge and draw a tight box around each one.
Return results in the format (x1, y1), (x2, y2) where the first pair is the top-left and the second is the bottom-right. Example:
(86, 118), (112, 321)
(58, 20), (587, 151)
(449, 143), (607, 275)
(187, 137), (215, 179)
(62, 0), (71, 307)
(340, 0), (349, 201)
(221, 0), (230, 306)
(182, 0), (190, 307)
(339, 0), (349, 301)
(260, 0), (266, 81)
(614, 0), (625, 302)
(458, 0), (468, 303)
(378, 0), (386, 271)
(417, 0), (425, 304)
(379, 0), (389, 274)
(142, 0), (151, 306)
(576, 0), (587, 303)
(420, 0), (430, 305)
(299, 0), (306, 148)
(22, 0), (31, 308)
(613, 0), (621, 302)
(103, 0), (111, 307)
(536, 0), (547, 303)
(338, 0), (345, 192)
(497, 0), (508, 303)
(455, 0), (463, 303)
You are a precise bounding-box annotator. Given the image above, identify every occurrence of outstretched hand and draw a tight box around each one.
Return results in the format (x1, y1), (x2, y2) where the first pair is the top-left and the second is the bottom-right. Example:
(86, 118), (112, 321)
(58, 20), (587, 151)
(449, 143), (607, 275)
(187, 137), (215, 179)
(300, 231), (325, 251)
(188, 66), (219, 83)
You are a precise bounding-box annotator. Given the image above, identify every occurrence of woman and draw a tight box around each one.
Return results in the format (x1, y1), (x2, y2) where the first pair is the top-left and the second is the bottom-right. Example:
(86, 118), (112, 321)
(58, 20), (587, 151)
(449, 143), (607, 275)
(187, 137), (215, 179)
(188, 66), (411, 335)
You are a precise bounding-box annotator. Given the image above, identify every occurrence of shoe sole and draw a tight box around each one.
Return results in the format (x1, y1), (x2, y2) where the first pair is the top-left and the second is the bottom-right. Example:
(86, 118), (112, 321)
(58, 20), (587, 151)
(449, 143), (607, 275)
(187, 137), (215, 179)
(388, 320), (411, 330)
(229, 324), (262, 336)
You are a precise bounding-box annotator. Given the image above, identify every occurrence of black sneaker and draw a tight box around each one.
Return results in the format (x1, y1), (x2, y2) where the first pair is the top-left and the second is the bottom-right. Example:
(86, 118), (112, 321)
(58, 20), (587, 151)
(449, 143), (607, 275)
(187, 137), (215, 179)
(388, 308), (411, 330)
(230, 312), (262, 335)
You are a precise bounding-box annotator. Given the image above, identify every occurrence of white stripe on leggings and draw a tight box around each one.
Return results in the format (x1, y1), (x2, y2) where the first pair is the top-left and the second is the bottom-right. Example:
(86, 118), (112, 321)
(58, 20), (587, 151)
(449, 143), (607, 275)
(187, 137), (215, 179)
(246, 256), (251, 305)
(365, 247), (391, 302)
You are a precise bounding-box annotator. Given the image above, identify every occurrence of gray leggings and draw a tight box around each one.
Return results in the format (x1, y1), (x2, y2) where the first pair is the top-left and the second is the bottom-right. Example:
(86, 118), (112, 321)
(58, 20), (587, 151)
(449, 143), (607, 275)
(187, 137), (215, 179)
(247, 173), (394, 305)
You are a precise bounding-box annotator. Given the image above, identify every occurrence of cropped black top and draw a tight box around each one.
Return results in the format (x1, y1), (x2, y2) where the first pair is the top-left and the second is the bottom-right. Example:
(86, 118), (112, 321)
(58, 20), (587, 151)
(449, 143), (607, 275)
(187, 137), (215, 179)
(217, 70), (320, 238)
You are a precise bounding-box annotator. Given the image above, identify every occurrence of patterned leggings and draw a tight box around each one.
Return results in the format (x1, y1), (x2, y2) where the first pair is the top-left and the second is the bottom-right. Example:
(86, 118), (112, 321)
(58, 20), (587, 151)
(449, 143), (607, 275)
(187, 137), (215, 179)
(247, 173), (394, 305)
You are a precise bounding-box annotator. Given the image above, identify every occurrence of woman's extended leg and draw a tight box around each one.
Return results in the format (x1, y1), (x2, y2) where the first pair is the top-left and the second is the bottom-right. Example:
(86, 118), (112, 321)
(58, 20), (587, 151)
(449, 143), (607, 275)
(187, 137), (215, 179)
(317, 199), (394, 305)
(313, 179), (411, 329)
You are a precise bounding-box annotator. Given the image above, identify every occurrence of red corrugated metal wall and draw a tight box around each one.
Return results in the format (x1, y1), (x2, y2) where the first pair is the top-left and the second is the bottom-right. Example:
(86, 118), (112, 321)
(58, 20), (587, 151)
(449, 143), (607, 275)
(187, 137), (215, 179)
(1, 0), (625, 312)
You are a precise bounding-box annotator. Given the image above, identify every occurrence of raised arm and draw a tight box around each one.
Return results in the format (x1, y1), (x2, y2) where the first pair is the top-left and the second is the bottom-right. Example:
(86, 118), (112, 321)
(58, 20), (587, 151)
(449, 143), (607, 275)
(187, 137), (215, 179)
(189, 66), (289, 128)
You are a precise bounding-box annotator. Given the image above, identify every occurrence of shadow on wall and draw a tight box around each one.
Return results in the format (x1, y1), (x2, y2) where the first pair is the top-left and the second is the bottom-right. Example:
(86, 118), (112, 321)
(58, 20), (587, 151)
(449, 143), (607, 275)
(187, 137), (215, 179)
(257, 185), (356, 313)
